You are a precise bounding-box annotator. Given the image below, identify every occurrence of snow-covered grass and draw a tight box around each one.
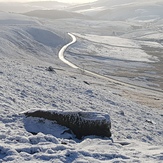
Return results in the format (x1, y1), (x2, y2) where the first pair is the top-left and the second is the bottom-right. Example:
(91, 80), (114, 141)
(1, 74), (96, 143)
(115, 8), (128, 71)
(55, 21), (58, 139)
(0, 11), (163, 163)
(74, 33), (159, 62)
(66, 32), (163, 90)
(0, 1), (70, 13)
(72, 0), (163, 22)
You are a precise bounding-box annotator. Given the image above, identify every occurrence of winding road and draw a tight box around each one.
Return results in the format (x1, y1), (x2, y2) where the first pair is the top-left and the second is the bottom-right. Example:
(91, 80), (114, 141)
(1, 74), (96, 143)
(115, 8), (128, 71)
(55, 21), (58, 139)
(59, 33), (78, 69)
(59, 33), (163, 94)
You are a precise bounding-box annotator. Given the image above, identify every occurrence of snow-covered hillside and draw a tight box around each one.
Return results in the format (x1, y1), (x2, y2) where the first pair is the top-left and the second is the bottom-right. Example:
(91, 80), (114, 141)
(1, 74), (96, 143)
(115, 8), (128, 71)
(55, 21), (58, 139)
(0, 1), (69, 13)
(70, 0), (163, 22)
(66, 32), (163, 91)
(0, 11), (163, 163)
(23, 10), (90, 20)
(0, 12), (67, 62)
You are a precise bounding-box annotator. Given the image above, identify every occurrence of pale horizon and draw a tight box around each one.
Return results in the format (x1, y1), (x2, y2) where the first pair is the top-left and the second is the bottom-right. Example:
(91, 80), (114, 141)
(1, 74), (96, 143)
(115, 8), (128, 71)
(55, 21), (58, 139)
(0, 0), (97, 4)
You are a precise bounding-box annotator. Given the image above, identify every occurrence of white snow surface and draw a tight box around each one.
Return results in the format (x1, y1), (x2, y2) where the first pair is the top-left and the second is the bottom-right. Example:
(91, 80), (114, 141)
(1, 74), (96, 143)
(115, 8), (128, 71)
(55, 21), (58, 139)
(0, 12), (163, 163)
(73, 0), (163, 22)
(73, 33), (159, 62)
(75, 33), (140, 48)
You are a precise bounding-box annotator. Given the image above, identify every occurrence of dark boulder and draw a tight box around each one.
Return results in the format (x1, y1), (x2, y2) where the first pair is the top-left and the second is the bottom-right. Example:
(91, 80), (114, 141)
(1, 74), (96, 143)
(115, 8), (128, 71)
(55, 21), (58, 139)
(46, 66), (56, 72)
(24, 109), (111, 139)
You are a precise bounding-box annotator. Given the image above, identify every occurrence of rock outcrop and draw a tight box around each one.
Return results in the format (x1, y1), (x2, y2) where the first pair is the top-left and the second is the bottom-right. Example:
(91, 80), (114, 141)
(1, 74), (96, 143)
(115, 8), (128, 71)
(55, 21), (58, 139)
(24, 109), (111, 139)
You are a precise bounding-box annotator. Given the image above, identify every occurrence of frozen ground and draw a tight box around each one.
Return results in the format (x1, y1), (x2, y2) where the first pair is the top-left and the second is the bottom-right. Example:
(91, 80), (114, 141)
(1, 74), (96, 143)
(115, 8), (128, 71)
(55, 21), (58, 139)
(0, 10), (163, 163)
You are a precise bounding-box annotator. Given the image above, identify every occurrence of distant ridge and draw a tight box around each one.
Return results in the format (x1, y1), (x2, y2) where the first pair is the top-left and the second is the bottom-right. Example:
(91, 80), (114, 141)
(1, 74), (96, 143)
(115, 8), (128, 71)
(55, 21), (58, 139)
(68, 0), (163, 21)
(26, 1), (69, 8)
(27, 1), (67, 5)
(23, 10), (91, 20)
(0, 1), (70, 13)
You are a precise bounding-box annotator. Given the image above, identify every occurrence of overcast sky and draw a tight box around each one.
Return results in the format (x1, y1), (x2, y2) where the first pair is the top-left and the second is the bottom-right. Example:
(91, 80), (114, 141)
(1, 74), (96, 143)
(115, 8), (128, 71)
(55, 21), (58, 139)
(0, 0), (97, 3)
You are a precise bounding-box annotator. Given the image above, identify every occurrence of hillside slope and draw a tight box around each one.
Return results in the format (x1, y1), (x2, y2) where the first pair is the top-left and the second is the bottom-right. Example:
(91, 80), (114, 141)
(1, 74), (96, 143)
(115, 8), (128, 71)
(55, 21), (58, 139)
(0, 12), (163, 163)
(70, 0), (163, 21)
(0, 1), (69, 13)
(0, 12), (67, 63)
(23, 10), (90, 20)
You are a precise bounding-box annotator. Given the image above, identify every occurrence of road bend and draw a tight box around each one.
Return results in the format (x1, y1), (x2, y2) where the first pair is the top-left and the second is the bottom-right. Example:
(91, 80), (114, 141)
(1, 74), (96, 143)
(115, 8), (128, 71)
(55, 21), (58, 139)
(59, 33), (163, 95)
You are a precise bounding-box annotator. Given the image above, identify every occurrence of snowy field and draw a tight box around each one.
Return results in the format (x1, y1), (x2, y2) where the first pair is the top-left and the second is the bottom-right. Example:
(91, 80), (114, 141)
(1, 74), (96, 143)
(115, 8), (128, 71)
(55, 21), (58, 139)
(0, 5), (163, 163)
(66, 32), (163, 91)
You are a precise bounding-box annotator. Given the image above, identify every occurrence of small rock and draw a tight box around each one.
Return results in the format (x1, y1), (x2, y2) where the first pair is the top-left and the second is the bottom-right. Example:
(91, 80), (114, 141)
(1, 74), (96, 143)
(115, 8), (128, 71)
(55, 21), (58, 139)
(46, 66), (56, 73)
(120, 110), (125, 116)
(61, 141), (68, 145)
(145, 119), (156, 124)
(126, 135), (132, 139)
(83, 81), (90, 85)
(70, 76), (76, 79)
(154, 98), (160, 100)
(9, 97), (16, 103)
